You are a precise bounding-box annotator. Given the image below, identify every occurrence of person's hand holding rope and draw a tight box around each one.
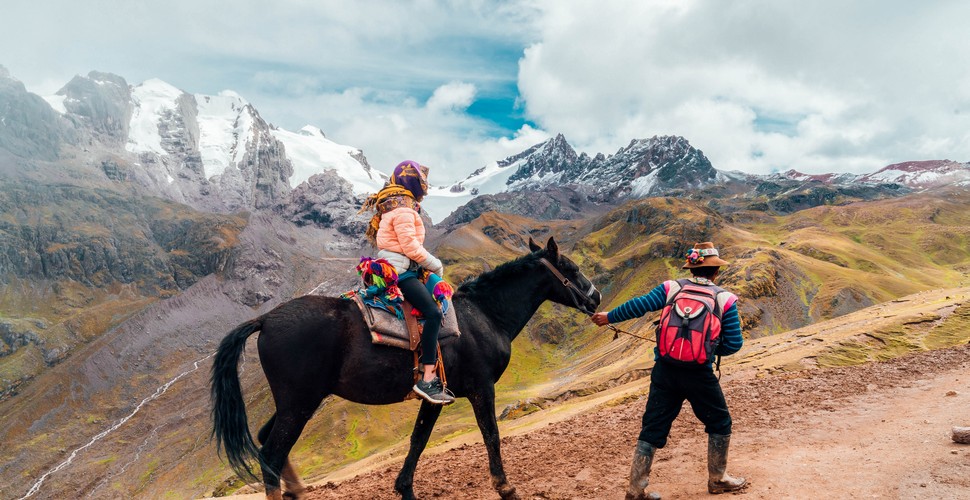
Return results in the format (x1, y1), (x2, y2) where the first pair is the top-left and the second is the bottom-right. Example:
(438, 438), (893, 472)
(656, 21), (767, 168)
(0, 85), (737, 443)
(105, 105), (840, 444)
(590, 312), (610, 326)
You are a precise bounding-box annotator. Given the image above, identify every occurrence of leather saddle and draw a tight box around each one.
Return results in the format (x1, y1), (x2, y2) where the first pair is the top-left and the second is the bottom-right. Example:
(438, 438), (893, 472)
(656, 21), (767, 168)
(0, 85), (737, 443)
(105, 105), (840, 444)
(350, 294), (461, 351)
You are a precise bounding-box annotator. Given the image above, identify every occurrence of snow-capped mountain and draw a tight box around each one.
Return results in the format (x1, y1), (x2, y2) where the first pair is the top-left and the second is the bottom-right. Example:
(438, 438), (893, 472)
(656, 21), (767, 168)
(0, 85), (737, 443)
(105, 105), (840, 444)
(36, 71), (382, 213)
(271, 125), (383, 192)
(422, 134), (719, 221)
(768, 160), (970, 190)
(6, 67), (969, 225)
(425, 134), (970, 222)
(436, 133), (716, 200)
(856, 160), (970, 187)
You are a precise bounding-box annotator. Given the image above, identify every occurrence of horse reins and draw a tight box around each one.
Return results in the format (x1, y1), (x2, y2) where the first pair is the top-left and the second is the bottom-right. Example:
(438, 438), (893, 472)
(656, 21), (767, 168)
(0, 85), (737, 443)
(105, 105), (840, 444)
(538, 257), (654, 343)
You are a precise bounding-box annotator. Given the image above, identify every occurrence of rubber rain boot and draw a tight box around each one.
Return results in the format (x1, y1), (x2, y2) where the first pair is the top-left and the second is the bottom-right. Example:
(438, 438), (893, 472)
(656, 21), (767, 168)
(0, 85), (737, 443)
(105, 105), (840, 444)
(707, 433), (747, 494)
(626, 440), (662, 500)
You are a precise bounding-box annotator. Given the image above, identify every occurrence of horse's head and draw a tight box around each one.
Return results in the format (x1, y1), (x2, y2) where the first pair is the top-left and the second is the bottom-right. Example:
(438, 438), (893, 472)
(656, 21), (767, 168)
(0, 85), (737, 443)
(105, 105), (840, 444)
(528, 236), (602, 315)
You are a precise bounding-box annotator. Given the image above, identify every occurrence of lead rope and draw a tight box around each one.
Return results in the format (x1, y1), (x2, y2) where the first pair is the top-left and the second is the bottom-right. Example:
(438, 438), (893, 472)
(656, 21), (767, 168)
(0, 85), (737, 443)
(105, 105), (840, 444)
(600, 316), (721, 379)
(604, 322), (654, 342)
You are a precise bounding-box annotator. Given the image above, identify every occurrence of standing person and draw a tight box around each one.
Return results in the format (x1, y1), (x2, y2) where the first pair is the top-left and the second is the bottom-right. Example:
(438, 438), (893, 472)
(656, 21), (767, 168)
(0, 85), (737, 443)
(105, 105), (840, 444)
(590, 242), (746, 499)
(361, 160), (454, 405)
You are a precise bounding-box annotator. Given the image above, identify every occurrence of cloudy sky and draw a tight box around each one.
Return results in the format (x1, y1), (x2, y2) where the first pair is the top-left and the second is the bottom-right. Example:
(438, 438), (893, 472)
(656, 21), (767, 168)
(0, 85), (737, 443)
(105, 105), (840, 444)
(2, 0), (968, 183)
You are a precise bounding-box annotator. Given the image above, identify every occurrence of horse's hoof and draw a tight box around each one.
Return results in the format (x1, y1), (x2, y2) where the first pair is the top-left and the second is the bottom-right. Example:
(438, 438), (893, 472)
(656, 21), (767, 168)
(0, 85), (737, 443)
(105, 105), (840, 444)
(394, 485), (417, 500)
(498, 484), (519, 500)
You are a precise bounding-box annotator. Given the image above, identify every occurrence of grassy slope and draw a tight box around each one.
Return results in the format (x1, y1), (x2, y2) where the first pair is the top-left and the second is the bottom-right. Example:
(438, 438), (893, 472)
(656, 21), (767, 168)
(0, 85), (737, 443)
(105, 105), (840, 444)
(234, 192), (970, 495)
(8, 191), (970, 498)
(0, 182), (249, 400)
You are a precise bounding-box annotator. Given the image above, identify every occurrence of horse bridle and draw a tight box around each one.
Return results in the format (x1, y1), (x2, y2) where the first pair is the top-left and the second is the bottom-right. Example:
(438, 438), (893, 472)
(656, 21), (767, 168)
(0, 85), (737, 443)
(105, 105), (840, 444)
(538, 257), (598, 315)
(538, 257), (656, 344)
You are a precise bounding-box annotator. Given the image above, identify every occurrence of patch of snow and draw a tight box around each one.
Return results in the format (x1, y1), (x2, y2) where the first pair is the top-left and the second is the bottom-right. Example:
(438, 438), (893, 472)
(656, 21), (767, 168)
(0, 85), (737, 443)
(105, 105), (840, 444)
(456, 160), (522, 194)
(126, 79), (183, 155)
(628, 171), (660, 197)
(508, 169), (553, 190)
(166, 173), (174, 184)
(419, 159), (527, 221)
(195, 91), (252, 178)
(43, 95), (67, 114)
(298, 125), (325, 137)
(272, 126), (382, 193)
(910, 171), (944, 184)
(717, 170), (750, 182)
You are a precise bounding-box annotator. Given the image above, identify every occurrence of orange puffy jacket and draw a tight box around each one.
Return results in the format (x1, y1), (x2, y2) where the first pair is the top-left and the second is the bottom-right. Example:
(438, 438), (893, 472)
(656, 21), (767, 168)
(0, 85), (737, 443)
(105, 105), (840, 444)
(376, 207), (431, 264)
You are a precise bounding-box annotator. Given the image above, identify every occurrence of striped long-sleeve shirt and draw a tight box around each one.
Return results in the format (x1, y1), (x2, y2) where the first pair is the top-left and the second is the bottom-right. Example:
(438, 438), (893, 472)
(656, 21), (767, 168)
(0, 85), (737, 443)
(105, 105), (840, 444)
(606, 280), (743, 361)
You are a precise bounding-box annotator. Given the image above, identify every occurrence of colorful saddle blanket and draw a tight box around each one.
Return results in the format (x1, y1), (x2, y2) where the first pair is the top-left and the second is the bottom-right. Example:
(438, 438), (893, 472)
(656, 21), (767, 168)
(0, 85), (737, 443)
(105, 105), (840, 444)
(342, 257), (461, 350)
(348, 293), (461, 350)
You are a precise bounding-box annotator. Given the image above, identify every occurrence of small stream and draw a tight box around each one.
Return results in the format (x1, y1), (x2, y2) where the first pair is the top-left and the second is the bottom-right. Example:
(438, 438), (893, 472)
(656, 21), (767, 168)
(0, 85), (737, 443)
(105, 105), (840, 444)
(21, 352), (215, 499)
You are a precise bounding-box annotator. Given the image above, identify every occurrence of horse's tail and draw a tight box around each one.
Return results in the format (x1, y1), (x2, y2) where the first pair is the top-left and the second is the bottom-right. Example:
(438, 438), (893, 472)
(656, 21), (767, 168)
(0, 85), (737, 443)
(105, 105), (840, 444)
(210, 317), (268, 481)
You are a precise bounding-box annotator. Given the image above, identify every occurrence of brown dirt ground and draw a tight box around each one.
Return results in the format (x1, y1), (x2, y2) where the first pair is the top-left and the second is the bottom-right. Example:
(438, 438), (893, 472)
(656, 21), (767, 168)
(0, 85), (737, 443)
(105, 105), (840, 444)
(294, 343), (970, 500)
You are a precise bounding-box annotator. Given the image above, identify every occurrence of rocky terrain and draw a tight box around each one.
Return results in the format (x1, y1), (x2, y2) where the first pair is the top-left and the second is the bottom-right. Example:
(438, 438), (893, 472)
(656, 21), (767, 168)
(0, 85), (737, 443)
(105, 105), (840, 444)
(294, 342), (970, 500)
(2, 65), (970, 499)
(219, 286), (970, 499)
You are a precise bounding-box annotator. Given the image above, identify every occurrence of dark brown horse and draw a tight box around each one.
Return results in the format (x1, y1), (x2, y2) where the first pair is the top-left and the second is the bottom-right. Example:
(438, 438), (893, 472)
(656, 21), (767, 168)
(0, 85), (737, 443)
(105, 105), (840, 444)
(210, 237), (601, 499)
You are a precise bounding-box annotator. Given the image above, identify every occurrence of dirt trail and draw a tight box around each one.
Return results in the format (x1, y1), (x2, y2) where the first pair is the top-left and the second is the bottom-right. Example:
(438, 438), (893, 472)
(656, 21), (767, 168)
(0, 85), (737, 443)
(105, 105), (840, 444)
(279, 343), (970, 500)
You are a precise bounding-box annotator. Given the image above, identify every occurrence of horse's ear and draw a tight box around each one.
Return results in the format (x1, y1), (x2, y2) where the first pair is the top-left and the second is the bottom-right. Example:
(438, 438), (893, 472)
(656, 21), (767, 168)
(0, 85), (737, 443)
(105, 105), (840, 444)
(546, 236), (559, 258)
(528, 237), (542, 253)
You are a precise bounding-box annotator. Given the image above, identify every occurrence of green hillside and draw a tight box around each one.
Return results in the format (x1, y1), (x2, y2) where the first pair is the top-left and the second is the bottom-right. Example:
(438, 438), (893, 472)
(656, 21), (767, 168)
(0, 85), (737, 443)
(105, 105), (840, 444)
(218, 191), (970, 497)
(0, 181), (248, 400)
(5, 190), (970, 499)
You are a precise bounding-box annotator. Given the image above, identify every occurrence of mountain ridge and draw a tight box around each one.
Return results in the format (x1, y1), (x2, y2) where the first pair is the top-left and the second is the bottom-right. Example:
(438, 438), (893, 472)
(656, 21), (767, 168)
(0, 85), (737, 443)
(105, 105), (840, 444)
(2, 65), (970, 499)
(5, 66), (969, 225)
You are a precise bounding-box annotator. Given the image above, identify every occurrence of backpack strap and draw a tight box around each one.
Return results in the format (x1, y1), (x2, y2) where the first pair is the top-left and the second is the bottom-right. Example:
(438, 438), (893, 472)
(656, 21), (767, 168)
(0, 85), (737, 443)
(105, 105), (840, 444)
(663, 279), (690, 304)
(709, 286), (736, 318)
(711, 288), (737, 380)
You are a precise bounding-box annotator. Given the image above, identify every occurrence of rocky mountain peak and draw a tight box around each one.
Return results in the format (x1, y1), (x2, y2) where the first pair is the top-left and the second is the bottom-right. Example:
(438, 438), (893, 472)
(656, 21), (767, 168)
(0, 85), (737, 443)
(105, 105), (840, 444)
(506, 133), (580, 186)
(428, 133), (723, 222)
(0, 70), (77, 161)
(542, 133), (577, 160)
(56, 71), (131, 143)
(276, 169), (367, 236)
(572, 134), (716, 200)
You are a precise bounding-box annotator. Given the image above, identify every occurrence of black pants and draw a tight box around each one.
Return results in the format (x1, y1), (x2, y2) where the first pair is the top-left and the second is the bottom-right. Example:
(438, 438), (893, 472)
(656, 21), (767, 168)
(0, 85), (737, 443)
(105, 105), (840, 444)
(399, 276), (443, 365)
(638, 360), (732, 448)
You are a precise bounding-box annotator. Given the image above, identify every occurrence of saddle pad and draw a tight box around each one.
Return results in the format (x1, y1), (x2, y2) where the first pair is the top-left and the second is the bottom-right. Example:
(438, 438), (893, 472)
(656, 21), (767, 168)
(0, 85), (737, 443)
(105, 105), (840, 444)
(352, 294), (461, 350)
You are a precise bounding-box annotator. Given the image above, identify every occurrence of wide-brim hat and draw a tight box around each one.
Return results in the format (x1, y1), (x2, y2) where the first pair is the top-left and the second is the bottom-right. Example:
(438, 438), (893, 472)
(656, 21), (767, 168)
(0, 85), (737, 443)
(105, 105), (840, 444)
(682, 242), (729, 269)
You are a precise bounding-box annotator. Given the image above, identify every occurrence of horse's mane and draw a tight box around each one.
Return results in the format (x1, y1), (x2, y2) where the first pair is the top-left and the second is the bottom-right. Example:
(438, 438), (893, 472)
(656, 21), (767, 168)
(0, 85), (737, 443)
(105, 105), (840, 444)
(456, 252), (540, 297)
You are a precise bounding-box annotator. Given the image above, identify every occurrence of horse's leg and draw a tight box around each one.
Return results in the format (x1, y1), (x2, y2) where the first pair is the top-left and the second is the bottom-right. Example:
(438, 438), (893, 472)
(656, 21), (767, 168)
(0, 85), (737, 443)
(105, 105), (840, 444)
(257, 414), (307, 499)
(279, 461), (308, 499)
(257, 414), (277, 444)
(259, 402), (319, 500)
(394, 401), (444, 500)
(469, 387), (520, 500)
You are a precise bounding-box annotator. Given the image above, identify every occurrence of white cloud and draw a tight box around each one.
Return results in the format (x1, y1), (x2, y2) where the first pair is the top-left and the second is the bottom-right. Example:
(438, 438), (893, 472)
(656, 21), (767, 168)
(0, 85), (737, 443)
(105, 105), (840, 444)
(2, 0), (969, 182)
(426, 82), (476, 112)
(518, 0), (970, 174)
(257, 83), (544, 185)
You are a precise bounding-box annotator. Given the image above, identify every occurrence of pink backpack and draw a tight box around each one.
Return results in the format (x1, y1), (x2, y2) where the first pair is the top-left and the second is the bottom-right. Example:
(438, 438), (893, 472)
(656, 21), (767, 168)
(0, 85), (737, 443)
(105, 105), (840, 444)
(655, 279), (735, 366)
